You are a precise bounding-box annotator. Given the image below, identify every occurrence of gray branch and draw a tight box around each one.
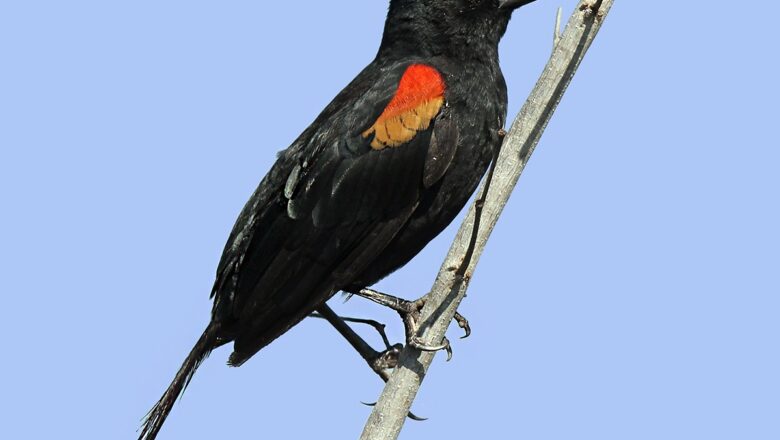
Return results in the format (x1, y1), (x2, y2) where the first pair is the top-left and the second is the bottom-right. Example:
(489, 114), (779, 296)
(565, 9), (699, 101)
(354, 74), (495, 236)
(359, 1), (614, 439)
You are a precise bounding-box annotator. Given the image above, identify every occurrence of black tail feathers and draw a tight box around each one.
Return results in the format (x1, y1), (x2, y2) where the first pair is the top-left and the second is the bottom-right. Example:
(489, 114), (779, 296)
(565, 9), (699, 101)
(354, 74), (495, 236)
(138, 322), (220, 440)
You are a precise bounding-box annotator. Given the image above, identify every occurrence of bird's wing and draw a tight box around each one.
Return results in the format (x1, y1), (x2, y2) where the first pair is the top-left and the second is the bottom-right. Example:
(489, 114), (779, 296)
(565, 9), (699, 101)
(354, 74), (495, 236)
(211, 61), (459, 363)
(285, 63), (457, 227)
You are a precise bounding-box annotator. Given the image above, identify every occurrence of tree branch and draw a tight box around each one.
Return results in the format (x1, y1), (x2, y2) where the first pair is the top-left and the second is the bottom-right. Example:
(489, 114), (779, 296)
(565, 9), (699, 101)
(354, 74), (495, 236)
(359, 1), (614, 439)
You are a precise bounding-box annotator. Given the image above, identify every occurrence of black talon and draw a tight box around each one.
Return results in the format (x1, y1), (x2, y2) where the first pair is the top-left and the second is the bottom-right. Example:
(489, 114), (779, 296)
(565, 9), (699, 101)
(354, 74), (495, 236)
(443, 337), (453, 362)
(407, 412), (429, 422)
(454, 312), (471, 339)
(361, 401), (427, 421)
(349, 288), (469, 359)
(409, 336), (449, 353)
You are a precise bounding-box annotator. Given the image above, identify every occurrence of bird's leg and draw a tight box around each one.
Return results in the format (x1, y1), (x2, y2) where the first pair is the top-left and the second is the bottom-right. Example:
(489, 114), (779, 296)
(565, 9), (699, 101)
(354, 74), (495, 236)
(347, 287), (472, 360)
(311, 306), (427, 421)
(311, 311), (395, 350)
(311, 305), (402, 382)
(331, 316), (394, 351)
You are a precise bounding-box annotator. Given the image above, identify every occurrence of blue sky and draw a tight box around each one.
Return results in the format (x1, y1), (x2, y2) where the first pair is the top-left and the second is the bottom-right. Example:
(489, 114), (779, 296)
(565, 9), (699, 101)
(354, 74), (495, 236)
(1, 1), (778, 439)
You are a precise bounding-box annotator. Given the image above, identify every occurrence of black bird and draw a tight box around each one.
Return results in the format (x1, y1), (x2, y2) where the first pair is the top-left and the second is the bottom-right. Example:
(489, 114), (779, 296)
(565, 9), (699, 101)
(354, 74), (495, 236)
(140, 0), (536, 438)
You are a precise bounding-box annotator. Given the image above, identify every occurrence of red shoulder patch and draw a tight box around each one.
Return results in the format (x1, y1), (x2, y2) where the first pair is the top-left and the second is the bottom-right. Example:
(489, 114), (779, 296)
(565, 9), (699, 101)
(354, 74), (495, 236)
(362, 64), (446, 150)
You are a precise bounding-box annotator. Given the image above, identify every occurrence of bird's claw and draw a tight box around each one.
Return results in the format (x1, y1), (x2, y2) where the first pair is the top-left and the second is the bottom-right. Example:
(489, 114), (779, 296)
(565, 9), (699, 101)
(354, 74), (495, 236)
(409, 336), (453, 361)
(370, 343), (403, 378)
(454, 312), (471, 339)
(349, 288), (469, 362)
(360, 401), (428, 421)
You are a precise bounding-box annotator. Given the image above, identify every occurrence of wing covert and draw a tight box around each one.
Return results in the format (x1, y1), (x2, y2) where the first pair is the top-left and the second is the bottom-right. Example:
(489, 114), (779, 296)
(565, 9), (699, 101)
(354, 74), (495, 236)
(361, 64), (446, 150)
(285, 62), (455, 228)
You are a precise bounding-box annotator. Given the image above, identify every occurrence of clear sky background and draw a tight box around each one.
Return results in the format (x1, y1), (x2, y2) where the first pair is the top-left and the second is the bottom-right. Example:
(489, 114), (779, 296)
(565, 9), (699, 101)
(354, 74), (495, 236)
(1, 1), (778, 439)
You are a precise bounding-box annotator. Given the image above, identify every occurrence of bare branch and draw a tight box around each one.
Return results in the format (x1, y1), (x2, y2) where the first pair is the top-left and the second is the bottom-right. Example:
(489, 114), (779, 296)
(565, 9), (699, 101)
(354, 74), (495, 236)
(359, 1), (614, 439)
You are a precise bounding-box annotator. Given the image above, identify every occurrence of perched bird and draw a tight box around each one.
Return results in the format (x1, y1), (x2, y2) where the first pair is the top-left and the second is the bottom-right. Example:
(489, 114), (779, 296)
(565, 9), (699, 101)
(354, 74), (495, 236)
(140, 0), (536, 438)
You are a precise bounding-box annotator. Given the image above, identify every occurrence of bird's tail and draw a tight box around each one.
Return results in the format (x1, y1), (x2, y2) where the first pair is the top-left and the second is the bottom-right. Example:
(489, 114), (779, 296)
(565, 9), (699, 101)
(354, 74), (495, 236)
(138, 322), (220, 440)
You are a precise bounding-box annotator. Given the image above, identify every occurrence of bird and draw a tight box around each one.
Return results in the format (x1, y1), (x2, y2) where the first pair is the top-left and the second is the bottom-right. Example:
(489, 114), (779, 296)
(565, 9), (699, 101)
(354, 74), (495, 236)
(139, 0), (536, 438)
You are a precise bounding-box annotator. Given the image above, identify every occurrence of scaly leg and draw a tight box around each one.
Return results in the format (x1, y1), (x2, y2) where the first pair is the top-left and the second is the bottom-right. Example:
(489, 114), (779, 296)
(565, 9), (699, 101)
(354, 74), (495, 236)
(311, 304), (402, 381)
(347, 288), (472, 360)
(310, 305), (427, 421)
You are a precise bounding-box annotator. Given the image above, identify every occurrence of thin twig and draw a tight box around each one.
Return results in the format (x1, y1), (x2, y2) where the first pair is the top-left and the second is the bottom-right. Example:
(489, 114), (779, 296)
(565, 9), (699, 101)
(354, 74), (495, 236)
(359, 1), (614, 439)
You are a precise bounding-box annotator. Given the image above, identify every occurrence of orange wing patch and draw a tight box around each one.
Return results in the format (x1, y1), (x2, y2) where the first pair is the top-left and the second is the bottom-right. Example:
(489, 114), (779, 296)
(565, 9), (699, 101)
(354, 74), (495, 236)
(362, 64), (446, 150)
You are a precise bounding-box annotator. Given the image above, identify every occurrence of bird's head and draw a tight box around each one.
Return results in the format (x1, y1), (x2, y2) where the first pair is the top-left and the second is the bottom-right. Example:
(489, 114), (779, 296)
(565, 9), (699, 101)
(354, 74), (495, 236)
(378, 0), (537, 60)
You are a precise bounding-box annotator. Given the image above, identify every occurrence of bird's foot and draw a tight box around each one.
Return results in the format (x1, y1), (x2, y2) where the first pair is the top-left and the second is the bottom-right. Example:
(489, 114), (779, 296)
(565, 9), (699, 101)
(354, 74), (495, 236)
(309, 307), (425, 420)
(362, 341), (428, 421)
(349, 288), (471, 361)
(367, 343), (403, 381)
(311, 310), (405, 380)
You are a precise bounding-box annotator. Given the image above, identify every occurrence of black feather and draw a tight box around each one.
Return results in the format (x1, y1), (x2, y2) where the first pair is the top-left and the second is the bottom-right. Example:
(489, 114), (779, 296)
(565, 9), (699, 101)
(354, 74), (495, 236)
(140, 0), (525, 435)
(138, 322), (221, 440)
